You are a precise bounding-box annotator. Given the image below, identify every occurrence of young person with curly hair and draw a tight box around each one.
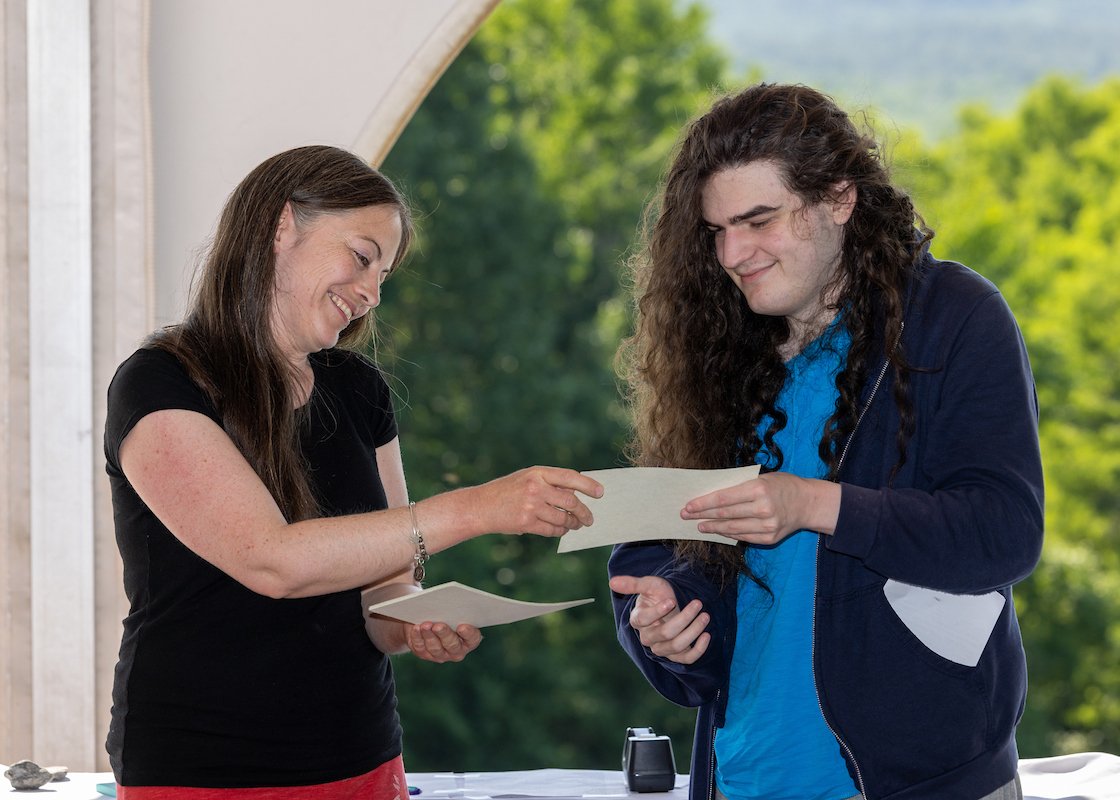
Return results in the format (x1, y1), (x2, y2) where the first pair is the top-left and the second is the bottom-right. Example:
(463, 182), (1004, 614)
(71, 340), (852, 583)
(608, 84), (1043, 800)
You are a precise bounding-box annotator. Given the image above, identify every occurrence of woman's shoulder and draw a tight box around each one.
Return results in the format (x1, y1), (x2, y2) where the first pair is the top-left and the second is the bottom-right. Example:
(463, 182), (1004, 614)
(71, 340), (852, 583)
(110, 345), (193, 392)
(108, 344), (217, 414)
(104, 345), (218, 461)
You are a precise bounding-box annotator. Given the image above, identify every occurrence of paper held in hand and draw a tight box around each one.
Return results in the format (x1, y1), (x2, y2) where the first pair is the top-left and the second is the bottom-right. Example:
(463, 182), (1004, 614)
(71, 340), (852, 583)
(557, 464), (762, 553)
(367, 581), (593, 628)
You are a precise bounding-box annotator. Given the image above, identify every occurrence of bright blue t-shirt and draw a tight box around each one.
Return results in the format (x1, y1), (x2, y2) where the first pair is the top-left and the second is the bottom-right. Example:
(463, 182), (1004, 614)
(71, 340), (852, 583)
(714, 323), (858, 800)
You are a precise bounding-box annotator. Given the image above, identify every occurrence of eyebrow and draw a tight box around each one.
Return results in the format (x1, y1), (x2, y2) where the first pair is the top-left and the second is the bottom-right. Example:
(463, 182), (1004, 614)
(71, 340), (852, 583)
(725, 203), (779, 226)
(704, 204), (782, 229)
(357, 235), (384, 261)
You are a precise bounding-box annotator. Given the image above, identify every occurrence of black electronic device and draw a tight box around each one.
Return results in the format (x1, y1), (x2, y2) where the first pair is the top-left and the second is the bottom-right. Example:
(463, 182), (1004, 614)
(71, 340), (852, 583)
(621, 726), (675, 793)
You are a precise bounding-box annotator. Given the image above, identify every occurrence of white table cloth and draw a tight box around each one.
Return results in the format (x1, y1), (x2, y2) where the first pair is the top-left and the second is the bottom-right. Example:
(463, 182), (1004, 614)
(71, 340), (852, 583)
(4, 755), (1119, 798)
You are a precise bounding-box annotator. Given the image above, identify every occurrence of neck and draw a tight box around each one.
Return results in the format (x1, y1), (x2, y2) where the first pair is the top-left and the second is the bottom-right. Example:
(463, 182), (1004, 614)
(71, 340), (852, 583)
(780, 308), (838, 361)
(287, 356), (315, 408)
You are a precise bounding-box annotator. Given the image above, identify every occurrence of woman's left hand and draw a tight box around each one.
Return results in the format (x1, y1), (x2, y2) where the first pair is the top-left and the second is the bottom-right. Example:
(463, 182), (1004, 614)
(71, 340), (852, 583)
(681, 472), (841, 546)
(405, 621), (483, 663)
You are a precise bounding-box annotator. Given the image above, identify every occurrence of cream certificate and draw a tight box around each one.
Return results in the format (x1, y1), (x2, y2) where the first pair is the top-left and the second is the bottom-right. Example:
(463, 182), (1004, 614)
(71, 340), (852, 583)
(367, 581), (593, 628)
(557, 464), (761, 553)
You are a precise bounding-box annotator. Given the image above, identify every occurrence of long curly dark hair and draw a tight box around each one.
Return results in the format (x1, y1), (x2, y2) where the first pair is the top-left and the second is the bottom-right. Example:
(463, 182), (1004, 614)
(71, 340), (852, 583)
(150, 145), (414, 522)
(617, 83), (929, 585)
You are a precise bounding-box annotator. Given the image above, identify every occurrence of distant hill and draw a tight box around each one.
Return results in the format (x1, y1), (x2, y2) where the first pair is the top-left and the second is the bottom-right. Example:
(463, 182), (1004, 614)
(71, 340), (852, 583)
(700, 0), (1120, 139)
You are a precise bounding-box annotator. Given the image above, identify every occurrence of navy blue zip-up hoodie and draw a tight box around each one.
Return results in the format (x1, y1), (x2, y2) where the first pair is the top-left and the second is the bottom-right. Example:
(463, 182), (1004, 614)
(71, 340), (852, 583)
(609, 254), (1044, 800)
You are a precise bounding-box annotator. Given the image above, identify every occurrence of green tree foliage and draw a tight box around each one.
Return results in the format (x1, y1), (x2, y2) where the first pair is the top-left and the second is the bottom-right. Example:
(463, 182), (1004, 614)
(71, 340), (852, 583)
(379, 0), (1120, 768)
(377, 0), (725, 771)
(895, 76), (1120, 756)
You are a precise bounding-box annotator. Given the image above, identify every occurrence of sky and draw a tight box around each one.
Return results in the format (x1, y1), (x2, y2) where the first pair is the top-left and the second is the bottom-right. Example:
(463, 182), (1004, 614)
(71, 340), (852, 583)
(701, 0), (1120, 138)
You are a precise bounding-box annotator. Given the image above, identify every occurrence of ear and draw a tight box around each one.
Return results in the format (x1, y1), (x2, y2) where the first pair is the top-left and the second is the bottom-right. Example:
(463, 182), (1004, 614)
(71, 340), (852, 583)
(829, 180), (856, 225)
(274, 201), (297, 250)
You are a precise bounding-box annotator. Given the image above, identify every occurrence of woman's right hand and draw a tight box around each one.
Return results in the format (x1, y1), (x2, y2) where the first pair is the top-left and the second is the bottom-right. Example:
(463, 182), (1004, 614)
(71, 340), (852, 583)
(474, 466), (603, 537)
(608, 574), (711, 664)
(406, 621), (483, 663)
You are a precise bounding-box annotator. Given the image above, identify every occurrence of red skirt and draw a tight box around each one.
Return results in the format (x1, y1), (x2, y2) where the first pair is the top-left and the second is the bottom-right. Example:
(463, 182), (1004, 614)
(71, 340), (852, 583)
(116, 754), (409, 800)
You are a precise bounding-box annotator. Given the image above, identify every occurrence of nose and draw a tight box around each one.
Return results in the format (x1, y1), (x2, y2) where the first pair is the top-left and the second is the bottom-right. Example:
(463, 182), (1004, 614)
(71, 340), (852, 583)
(718, 226), (757, 270)
(354, 274), (383, 311)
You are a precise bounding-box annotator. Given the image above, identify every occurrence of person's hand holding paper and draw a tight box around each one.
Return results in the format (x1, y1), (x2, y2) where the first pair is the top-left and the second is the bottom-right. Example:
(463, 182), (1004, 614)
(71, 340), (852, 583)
(679, 468), (843, 547)
(557, 465), (761, 552)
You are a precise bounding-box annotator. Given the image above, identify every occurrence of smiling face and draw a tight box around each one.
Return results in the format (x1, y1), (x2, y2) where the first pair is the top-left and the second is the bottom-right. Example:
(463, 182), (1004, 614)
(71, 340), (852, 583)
(270, 202), (403, 365)
(701, 160), (855, 347)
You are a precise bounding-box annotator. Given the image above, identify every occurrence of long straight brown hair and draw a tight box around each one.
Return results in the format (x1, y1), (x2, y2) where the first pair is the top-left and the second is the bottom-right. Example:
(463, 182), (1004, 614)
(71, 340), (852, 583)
(151, 145), (414, 521)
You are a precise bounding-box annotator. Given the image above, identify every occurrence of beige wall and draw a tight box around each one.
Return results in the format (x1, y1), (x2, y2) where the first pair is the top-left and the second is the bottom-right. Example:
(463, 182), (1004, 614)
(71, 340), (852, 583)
(2, 0), (497, 771)
(149, 0), (498, 328)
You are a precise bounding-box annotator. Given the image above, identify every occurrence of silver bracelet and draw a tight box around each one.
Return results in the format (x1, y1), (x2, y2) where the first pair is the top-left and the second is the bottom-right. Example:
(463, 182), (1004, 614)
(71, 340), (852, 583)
(408, 501), (428, 582)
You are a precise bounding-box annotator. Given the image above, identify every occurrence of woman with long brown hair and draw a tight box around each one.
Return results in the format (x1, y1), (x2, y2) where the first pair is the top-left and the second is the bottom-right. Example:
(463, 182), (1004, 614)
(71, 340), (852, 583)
(104, 145), (601, 798)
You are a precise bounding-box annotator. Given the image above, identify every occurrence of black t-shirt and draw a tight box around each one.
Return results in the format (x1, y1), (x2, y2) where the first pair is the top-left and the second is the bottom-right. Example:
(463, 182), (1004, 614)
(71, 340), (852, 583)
(104, 346), (401, 787)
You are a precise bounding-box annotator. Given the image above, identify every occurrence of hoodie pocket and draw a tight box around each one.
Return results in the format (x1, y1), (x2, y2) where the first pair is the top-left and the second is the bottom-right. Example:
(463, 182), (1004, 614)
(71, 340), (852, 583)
(816, 584), (993, 794)
(883, 579), (1005, 667)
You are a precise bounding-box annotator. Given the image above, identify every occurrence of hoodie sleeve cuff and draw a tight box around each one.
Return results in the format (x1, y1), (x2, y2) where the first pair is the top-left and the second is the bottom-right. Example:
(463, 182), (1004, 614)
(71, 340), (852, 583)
(826, 483), (881, 560)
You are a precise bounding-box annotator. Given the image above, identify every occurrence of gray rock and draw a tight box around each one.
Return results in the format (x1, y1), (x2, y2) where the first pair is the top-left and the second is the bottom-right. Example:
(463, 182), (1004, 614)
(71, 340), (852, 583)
(4, 759), (53, 790)
(46, 765), (70, 781)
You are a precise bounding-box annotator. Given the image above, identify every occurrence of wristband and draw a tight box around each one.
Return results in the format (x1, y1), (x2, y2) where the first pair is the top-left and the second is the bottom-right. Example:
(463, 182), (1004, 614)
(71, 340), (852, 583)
(408, 501), (427, 582)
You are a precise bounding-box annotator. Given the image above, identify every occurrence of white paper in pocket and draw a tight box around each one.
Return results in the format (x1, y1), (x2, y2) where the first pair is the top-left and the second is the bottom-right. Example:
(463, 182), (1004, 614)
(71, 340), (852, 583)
(883, 579), (1006, 667)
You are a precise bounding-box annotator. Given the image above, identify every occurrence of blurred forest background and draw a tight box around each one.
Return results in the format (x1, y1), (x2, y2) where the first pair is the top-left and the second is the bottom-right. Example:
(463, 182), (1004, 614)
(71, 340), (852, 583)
(376, 0), (1120, 772)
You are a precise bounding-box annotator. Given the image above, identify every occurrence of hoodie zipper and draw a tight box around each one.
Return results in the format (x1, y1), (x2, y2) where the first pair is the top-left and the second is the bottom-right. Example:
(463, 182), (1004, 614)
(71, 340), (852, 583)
(709, 325), (904, 800)
(707, 688), (720, 800)
(834, 321), (901, 474)
(811, 536), (866, 798)
(811, 325), (901, 800)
